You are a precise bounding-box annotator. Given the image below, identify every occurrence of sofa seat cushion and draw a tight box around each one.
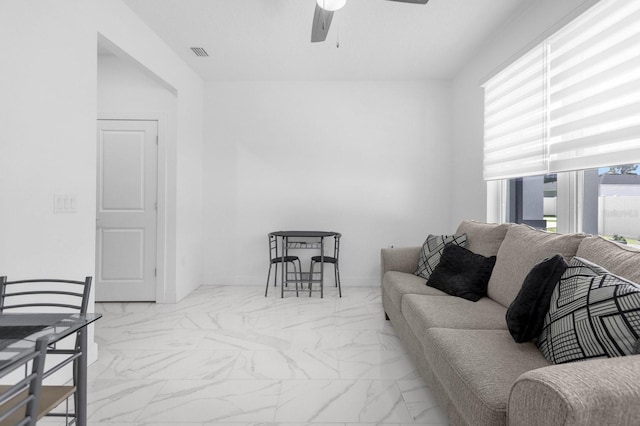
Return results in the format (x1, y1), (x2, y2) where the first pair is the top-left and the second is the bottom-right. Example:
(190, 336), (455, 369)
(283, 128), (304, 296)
(424, 328), (550, 426)
(487, 224), (586, 308)
(402, 294), (508, 338)
(382, 271), (448, 313)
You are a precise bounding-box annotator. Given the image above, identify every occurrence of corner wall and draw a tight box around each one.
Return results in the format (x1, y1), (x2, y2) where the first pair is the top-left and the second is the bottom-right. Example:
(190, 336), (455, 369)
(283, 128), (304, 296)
(450, 0), (595, 228)
(0, 0), (204, 305)
(95, 0), (204, 302)
(203, 80), (453, 286)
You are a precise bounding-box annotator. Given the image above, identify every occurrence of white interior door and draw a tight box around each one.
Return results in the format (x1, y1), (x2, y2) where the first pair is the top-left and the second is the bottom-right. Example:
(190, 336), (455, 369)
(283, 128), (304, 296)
(96, 120), (158, 301)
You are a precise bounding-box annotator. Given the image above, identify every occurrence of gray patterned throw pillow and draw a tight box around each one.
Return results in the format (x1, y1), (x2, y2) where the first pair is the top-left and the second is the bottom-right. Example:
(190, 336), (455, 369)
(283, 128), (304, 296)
(537, 256), (640, 364)
(415, 233), (468, 280)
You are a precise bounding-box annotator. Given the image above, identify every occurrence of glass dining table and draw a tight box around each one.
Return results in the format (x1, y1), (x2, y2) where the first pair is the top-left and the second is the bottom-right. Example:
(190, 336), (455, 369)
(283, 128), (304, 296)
(270, 230), (338, 298)
(0, 313), (101, 426)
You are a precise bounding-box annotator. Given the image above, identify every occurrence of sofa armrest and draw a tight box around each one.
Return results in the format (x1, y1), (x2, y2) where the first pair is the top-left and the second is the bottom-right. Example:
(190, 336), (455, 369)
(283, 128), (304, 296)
(380, 246), (421, 280)
(508, 355), (640, 426)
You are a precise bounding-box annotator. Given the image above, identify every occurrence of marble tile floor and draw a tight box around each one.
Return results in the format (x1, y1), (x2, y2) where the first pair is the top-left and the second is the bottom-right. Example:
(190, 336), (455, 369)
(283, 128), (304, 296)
(44, 285), (449, 426)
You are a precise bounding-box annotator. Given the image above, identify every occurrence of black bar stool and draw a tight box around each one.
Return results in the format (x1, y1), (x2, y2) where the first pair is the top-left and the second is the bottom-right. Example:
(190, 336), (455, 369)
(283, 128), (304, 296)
(309, 232), (341, 297)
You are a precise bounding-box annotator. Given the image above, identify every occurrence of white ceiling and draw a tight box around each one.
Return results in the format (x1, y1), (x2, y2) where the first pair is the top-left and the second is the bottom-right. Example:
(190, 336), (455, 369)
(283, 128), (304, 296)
(121, 0), (529, 81)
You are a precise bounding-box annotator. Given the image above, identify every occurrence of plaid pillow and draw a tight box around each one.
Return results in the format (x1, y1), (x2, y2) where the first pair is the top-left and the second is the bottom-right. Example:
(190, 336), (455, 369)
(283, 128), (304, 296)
(415, 234), (468, 280)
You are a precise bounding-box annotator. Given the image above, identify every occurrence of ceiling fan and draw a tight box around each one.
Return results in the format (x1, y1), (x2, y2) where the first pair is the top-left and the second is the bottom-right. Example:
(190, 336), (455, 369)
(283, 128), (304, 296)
(311, 0), (429, 43)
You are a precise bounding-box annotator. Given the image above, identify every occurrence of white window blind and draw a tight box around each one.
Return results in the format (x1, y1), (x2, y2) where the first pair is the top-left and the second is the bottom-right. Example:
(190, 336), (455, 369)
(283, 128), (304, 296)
(483, 44), (548, 180)
(547, 0), (640, 172)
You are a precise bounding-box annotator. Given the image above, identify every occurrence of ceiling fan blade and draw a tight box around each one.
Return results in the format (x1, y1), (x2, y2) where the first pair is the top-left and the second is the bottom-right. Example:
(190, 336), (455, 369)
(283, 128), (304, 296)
(311, 3), (334, 43)
(385, 0), (429, 4)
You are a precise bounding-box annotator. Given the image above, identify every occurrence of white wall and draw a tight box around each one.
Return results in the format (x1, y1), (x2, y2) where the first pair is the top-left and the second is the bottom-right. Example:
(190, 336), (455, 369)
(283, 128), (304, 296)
(204, 81), (452, 286)
(0, 0), (97, 280)
(98, 56), (178, 117)
(450, 0), (596, 227)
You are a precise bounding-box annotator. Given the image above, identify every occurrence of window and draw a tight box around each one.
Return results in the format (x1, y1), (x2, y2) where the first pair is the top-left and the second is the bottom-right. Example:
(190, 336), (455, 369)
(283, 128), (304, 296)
(483, 0), (640, 182)
(496, 165), (640, 245)
(483, 45), (547, 180)
(505, 174), (557, 232)
(547, 0), (640, 173)
(485, 0), (640, 241)
(588, 164), (640, 248)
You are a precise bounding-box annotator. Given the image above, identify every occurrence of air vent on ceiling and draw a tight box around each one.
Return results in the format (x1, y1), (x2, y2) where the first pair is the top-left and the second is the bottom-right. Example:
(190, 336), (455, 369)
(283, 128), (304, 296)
(190, 47), (209, 57)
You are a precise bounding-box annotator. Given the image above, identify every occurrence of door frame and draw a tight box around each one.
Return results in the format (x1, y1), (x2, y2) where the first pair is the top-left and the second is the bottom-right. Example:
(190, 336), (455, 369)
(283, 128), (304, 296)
(97, 113), (167, 303)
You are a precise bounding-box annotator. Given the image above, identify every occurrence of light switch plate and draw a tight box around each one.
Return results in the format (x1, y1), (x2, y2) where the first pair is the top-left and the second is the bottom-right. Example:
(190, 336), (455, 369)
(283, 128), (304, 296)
(54, 194), (77, 214)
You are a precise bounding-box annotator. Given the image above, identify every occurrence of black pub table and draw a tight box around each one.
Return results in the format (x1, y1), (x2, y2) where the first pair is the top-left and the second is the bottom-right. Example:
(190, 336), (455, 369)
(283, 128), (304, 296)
(270, 231), (339, 298)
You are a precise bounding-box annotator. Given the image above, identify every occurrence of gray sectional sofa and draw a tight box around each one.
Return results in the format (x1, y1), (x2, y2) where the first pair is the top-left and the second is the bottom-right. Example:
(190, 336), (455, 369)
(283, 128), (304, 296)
(381, 220), (640, 426)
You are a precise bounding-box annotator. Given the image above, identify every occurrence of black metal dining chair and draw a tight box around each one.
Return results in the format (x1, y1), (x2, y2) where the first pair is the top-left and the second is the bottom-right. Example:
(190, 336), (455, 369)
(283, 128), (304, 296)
(309, 232), (342, 297)
(0, 336), (48, 426)
(0, 277), (92, 314)
(265, 233), (302, 297)
(0, 276), (92, 425)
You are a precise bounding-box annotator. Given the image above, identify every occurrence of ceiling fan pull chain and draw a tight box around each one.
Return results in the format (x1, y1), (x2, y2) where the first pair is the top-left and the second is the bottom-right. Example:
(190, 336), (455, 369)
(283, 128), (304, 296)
(336, 16), (340, 48)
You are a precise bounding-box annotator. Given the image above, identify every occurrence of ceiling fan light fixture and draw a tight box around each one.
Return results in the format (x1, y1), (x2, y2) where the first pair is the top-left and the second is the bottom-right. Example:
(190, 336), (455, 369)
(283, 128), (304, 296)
(317, 0), (347, 11)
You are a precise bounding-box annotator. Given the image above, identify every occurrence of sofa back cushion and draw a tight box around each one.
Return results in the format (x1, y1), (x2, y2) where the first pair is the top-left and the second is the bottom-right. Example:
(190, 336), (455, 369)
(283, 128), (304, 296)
(455, 220), (511, 257)
(487, 224), (586, 308)
(575, 236), (640, 283)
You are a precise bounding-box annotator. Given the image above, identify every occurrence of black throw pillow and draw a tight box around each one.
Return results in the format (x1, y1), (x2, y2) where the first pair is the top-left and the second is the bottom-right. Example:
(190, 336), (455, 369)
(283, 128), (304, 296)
(506, 254), (568, 343)
(426, 244), (497, 302)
